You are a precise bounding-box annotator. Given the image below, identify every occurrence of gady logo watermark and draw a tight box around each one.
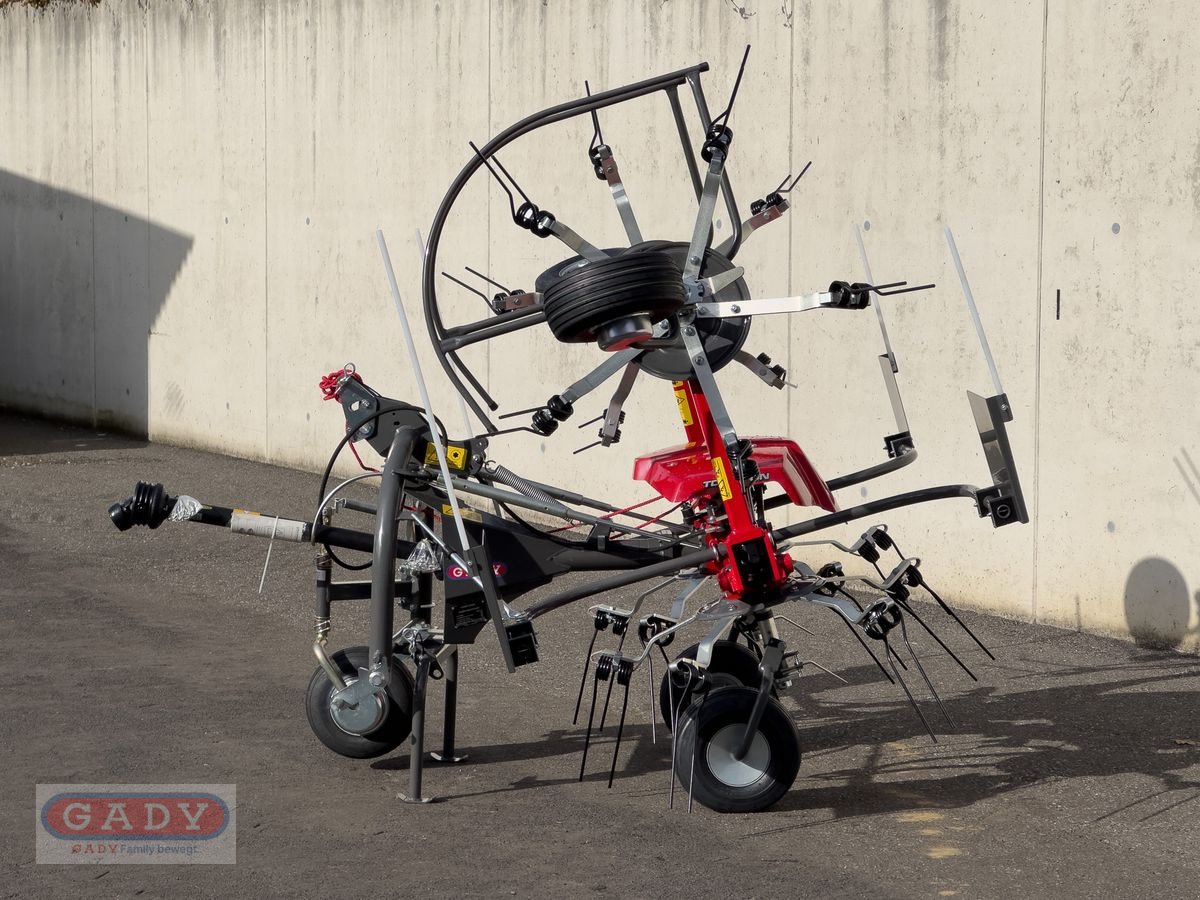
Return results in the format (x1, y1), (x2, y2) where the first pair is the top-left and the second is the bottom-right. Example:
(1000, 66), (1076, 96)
(36, 784), (236, 864)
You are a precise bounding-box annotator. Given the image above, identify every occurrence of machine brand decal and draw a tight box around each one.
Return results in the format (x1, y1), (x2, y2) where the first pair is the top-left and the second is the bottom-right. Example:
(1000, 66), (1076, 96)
(711, 457), (734, 501)
(446, 562), (507, 579)
(673, 384), (693, 426)
(424, 443), (468, 469)
(36, 784), (236, 864)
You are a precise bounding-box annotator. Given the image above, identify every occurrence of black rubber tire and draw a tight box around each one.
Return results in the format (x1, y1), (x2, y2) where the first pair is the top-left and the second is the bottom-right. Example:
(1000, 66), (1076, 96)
(659, 639), (765, 730)
(542, 251), (685, 344)
(673, 686), (801, 813)
(305, 646), (414, 759)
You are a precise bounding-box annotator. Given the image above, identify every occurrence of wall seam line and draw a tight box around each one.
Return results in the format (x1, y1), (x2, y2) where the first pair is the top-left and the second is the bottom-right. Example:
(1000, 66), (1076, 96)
(263, 4), (270, 461)
(1031, 0), (1050, 623)
(89, 9), (97, 426)
(144, 0), (151, 440)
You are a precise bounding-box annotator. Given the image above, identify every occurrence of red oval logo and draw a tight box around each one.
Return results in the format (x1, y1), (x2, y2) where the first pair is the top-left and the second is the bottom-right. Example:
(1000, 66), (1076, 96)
(41, 793), (230, 840)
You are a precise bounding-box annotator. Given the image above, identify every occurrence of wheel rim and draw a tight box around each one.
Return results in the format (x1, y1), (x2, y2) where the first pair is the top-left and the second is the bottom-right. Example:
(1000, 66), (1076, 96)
(329, 676), (386, 736)
(705, 724), (771, 788)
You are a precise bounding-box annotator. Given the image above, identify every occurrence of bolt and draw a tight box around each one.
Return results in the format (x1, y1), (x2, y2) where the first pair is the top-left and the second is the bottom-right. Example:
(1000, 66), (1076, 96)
(690, 255), (701, 265)
(730, 304), (741, 314)
(683, 326), (696, 336)
(693, 356), (705, 366)
(368, 670), (385, 686)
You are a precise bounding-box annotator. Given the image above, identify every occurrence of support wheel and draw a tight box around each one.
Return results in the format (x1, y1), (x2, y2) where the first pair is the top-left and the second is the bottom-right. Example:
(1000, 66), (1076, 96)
(659, 639), (766, 730)
(674, 686), (801, 813)
(305, 646), (414, 759)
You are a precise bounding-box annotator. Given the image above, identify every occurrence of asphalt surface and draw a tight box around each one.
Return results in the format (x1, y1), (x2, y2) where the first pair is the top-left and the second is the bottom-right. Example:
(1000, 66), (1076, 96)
(3, 411), (1200, 899)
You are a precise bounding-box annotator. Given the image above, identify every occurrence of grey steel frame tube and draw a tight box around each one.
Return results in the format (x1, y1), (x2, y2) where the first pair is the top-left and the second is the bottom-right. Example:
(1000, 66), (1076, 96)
(368, 427), (420, 684)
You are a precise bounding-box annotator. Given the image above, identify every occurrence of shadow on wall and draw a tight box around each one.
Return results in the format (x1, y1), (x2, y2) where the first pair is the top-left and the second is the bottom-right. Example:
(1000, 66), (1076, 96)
(0, 168), (192, 436)
(1124, 557), (1199, 650)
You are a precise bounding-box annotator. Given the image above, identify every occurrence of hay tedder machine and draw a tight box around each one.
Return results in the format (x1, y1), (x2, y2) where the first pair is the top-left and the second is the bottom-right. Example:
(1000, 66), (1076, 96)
(108, 52), (1027, 813)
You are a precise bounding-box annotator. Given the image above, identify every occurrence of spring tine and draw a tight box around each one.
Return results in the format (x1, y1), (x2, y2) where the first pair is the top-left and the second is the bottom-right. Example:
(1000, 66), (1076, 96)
(687, 686), (708, 814)
(836, 613), (895, 684)
(687, 721), (697, 814)
(921, 580), (996, 660)
(599, 673), (617, 730)
(895, 599), (977, 682)
(647, 651), (657, 745)
(898, 615), (955, 729)
(579, 665), (603, 781)
(886, 637), (937, 743)
(608, 674), (633, 788)
(572, 629), (601, 724)
(668, 668), (679, 809)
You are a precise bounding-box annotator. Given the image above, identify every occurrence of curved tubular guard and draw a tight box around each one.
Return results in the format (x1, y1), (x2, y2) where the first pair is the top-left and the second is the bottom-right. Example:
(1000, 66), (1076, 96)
(422, 61), (743, 430)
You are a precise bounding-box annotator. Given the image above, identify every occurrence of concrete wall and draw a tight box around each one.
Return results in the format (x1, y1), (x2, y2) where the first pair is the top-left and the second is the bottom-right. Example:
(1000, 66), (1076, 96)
(2, 0), (1198, 652)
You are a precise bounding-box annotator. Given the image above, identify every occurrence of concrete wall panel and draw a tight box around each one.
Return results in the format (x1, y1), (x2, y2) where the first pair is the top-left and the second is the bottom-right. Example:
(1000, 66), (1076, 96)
(0, 6), (95, 422)
(1037, 0), (1200, 650)
(144, 0), (268, 454)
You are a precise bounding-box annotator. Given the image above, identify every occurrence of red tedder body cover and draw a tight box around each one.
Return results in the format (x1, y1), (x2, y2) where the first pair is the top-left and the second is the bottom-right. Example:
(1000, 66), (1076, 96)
(632, 438), (838, 512)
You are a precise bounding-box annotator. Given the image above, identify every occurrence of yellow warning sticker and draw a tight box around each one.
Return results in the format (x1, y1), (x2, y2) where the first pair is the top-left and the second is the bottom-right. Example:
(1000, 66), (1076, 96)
(424, 443), (468, 470)
(442, 503), (482, 523)
(673, 384), (693, 426)
(711, 457), (734, 501)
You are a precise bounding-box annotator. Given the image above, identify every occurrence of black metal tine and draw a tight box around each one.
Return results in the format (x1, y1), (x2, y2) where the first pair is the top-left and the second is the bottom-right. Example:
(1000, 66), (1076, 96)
(572, 628), (601, 724)
(687, 685), (710, 814)
(578, 662), (603, 781)
(463, 265), (513, 295)
(573, 440), (602, 455)
(599, 670), (617, 730)
(897, 613), (955, 729)
(577, 413), (604, 429)
(585, 80), (604, 149)
(647, 651), (657, 745)
(488, 151), (534, 206)
(441, 271), (493, 310)
(835, 611), (895, 684)
(469, 141), (517, 219)
(499, 404), (547, 420)
(874, 281), (936, 296)
(919, 579), (997, 660)
(773, 160), (812, 194)
(886, 637), (937, 743)
(608, 668), (633, 788)
(711, 43), (752, 128)
(867, 280), (907, 292)
(668, 666), (682, 809)
(894, 597), (977, 681)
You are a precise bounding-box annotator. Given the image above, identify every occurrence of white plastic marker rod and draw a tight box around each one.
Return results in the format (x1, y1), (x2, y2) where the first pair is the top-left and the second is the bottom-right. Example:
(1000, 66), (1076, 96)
(377, 229), (473, 556)
(415, 228), (476, 439)
(854, 224), (898, 372)
(944, 227), (1005, 397)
